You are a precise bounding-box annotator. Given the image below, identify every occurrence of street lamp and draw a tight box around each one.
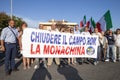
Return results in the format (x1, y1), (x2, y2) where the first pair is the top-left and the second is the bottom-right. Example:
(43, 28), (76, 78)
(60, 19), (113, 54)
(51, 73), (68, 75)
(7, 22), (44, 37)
(10, 0), (13, 19)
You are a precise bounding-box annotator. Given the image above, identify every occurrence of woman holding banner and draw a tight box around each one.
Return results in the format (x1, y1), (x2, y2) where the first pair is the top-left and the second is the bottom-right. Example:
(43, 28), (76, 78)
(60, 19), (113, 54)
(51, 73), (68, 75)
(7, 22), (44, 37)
(19, 22), (30, 70)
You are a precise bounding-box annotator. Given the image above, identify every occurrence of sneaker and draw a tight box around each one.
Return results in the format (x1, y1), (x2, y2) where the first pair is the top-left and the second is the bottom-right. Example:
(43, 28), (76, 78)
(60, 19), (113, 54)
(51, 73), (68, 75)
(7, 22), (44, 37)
(113, 60), (116, 63)
(96, 61), (99, 64)
(74, 60), (77, 63)
(105, 59), (109, 62)
(94, 62), (97, 66)
(34, 65), (38, 69)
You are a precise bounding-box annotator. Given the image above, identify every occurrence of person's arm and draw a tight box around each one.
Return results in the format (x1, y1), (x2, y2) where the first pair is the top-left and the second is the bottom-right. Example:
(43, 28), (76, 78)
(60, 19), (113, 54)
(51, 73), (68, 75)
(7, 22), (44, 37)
(99, 33), (102, 39)
(111, 34), (115, 42)
(1, 40), (5, 51)
(105, 37), (108, 49)
(1, 29), (6, 51)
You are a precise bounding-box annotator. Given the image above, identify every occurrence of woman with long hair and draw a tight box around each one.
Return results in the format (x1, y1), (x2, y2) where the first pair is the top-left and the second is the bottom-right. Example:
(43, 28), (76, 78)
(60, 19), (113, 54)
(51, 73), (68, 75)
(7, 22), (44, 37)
(19, 22), (30, 70)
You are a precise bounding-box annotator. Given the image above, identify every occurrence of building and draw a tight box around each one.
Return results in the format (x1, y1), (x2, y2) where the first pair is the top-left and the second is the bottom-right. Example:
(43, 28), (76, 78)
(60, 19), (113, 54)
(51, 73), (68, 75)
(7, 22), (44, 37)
(39, 19), (78, 32)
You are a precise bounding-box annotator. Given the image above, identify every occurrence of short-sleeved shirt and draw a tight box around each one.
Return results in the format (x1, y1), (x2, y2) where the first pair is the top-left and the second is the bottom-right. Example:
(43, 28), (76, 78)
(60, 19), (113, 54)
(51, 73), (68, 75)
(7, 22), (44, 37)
(106, 34), (115, 45)
(92, 32), (102, 46)
(81, 32), (90, 35)
(1, 26), (18, 43)
(115, 34), (120, 47)
(74, 30), (80, 34)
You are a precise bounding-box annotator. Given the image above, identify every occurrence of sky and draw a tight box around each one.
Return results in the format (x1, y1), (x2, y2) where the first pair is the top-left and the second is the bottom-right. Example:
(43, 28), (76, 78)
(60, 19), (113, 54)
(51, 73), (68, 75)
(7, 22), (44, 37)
(0, 0), (120, 30)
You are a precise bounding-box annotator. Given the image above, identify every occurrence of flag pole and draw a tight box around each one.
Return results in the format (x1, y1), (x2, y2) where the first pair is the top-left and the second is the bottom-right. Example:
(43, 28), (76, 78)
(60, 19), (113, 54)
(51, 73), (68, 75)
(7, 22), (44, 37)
(10, 0), (13, 19)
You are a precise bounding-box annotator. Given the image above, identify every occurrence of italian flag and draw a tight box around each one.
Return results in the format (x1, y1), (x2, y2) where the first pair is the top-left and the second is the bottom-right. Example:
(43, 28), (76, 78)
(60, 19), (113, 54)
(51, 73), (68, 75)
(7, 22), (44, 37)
(80, 15), (86, 27)
(86, 17), (96, 33)
(96, 10), (113, 32)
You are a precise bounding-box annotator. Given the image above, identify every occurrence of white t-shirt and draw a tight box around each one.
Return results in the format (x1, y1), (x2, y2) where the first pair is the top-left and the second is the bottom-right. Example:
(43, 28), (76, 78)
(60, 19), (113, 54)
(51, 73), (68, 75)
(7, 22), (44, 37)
(81, 32), (90, 35)
(115, 34), (120, 47)
(92, 32), (102, 46)
(74, 30), (80, 34)
(48, 28), (59, 32)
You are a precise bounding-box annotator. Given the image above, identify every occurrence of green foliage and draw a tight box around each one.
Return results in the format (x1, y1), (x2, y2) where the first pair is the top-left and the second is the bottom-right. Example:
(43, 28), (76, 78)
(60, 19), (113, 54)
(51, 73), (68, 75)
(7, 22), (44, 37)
(0, 12), (25, 31)
(0, 12), (10, 30)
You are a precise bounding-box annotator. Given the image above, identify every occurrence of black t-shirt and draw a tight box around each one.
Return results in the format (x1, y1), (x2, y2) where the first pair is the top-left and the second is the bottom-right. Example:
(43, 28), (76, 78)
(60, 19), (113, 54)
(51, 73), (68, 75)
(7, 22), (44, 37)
(106, 34), (115, 45)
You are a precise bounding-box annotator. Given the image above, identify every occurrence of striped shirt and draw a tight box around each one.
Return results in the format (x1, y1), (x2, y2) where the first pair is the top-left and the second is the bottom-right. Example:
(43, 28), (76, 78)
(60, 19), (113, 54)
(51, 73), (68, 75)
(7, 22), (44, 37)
(1, 26), (18, 43)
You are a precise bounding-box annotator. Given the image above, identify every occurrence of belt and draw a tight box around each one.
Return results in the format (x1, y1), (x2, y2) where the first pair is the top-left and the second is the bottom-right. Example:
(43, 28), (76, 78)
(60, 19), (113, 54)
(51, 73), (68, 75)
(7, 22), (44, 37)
(5, 42), (16, 44)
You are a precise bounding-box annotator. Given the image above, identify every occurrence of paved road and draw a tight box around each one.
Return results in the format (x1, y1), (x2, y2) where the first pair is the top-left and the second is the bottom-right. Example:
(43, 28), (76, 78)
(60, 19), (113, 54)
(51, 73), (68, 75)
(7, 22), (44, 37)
(0, 57), (120, 80)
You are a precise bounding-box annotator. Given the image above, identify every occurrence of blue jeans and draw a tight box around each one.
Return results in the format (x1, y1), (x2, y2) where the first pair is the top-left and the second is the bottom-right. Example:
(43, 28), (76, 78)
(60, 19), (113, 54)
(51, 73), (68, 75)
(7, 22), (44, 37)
(94, 46), (101, 62)
(106, 45), (116, 60)
(5, 43), (17, 72)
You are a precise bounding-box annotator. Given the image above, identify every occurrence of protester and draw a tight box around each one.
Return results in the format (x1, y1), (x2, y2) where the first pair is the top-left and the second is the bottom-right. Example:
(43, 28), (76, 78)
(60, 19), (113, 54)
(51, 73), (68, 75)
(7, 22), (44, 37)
(74, 25), (81, 64)
(92, 27), (102, 65)
(15, 26), (21, 60)
(105, 30), (116, 62)
(100, 31), (108, 61)
(1, 20), (19, 75)
(81, 27), (90, 64)
(81, 27), (90, 35)
(19, 22), (30, 70)
(34, 24), (47, 69)
(74, 25), (80, 34)
(47, 23), (61, 68)
(68, 28), (76, 65)
(59, 28), (68, 66)
(115, 29), (120, 61)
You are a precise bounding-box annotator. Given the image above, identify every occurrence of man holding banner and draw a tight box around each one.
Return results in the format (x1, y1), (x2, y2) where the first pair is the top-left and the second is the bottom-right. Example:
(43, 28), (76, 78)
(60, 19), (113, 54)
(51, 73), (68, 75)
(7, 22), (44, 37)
(81, 27), (91, 64)
(73, 25), (81, 64)
(34, 24), (47, 69)
(68, 28), (75, 65)
(47, 23), (61, 68)
(92, 27), (102, 65)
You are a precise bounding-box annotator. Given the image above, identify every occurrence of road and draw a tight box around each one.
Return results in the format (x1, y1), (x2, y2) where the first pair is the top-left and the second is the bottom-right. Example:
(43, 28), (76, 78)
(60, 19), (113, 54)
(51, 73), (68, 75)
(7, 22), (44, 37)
(0, 55), (120, 80)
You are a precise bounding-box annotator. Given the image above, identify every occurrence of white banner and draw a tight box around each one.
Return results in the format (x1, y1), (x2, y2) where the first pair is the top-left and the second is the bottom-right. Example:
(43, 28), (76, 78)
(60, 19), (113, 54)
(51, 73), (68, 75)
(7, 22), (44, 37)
(22, 28), (98, 58)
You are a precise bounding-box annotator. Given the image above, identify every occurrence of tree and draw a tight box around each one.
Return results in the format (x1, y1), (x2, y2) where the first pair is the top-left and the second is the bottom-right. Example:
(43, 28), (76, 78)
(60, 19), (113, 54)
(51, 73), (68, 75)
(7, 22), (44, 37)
(12, 15), (24, 27)
(0, 12), (10, 30)
(0, 12), (25, 32)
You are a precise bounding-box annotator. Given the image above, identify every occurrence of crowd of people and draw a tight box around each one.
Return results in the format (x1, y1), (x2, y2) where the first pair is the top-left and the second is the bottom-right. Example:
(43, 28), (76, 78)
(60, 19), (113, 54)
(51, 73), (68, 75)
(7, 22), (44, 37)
(0, 20), (120, 76)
